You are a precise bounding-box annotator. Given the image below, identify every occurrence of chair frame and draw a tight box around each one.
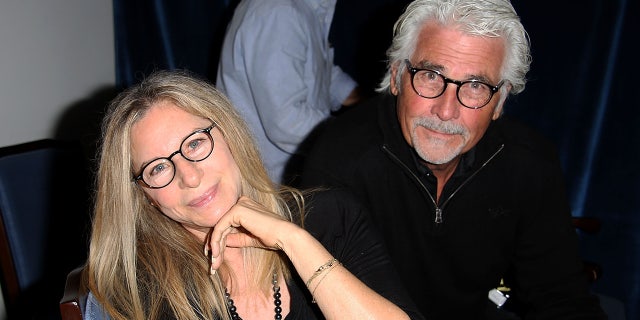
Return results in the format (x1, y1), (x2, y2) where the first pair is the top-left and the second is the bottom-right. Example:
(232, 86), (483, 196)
(59, 266), (85, 320)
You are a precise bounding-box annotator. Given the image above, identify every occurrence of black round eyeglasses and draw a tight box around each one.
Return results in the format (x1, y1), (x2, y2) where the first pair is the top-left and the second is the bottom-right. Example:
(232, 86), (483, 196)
(404, 59), (503, 109)
(134, 123), (216, 189)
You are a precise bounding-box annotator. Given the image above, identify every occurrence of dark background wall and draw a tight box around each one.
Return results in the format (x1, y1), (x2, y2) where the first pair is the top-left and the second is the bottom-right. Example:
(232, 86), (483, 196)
(507, 2), (637, 317)
(112, 0), (638, 318)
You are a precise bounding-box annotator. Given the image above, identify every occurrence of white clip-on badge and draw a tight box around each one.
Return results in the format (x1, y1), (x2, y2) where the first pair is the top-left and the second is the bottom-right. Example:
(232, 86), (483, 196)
(488, 288), (509, 308)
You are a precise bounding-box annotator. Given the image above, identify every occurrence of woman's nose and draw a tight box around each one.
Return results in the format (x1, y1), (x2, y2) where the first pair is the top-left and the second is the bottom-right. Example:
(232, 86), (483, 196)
(174, 157), (203, 188)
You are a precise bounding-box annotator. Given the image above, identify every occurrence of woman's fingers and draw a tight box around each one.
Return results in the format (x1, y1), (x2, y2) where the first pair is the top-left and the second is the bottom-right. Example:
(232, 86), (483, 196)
(211, 225), (234, 257)
(224, 230), (266, 249)
(206, 196), (294, 270)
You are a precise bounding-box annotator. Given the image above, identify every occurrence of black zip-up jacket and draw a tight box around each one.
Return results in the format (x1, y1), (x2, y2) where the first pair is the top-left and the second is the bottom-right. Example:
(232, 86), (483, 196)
(301, 94), (606, 319)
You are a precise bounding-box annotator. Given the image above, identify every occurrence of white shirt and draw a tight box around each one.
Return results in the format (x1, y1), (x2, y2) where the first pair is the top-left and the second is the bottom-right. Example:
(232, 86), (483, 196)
(216, 0), (357, 182)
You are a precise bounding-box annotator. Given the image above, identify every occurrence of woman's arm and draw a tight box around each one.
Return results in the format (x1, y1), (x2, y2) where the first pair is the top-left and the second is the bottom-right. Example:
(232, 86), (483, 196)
(208, 196), (411, 320)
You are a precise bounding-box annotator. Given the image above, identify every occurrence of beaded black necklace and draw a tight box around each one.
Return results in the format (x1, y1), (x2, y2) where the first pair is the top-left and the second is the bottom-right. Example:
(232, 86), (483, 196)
(224, 272), (282, 320)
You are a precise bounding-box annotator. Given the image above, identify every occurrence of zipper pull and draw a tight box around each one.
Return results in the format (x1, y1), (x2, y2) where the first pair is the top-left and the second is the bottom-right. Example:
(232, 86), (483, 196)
(435, 207), (443, 224)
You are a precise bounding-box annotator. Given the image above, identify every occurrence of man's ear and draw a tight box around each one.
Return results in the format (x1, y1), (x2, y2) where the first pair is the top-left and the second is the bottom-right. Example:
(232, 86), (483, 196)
(492, 103), (503, 120)
(492, 83), (512, 120)
(390, 64), (399, 96)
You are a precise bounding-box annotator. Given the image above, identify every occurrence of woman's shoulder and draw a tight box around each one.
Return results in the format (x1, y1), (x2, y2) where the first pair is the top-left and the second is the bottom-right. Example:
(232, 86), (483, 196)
(305, 188), (363, 215)
(84, 291), (111, 320)
(302, 189), (369, 237)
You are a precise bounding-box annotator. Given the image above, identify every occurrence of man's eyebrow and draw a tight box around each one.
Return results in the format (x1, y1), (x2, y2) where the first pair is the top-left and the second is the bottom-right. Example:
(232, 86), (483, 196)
(466, 73), (494, 83)
(418, 60), (495, 83)
(415, 60), (443, 71)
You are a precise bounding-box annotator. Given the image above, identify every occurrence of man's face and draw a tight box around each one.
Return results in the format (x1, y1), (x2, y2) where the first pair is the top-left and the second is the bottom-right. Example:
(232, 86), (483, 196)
(391, 22), (509, 166)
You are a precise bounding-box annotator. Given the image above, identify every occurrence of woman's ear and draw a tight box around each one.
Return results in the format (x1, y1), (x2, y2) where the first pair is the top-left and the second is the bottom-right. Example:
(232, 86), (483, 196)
(145, 195), (159, 207)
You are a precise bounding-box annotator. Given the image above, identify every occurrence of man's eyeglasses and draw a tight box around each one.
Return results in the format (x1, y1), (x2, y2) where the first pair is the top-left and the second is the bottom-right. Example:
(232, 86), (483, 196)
(404, 59), (503, 109)
(134, 123), (216, 189)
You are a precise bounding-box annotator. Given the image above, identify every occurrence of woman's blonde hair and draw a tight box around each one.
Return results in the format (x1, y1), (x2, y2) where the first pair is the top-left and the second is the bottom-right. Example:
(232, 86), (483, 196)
(86, 70), (299, 319)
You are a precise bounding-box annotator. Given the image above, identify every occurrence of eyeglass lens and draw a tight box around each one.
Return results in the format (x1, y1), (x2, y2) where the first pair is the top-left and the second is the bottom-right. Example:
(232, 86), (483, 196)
(412, 69), (493, 108)
(140, 129), (213, 188)
(405, 60), (498, 109)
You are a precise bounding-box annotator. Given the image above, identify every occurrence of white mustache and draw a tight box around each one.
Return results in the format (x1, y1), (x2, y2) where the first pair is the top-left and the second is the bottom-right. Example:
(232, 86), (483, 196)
(414, 117), (466, 135)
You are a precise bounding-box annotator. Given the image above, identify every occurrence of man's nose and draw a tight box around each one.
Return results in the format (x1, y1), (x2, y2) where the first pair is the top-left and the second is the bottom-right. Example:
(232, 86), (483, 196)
(430, 84), (460, 121)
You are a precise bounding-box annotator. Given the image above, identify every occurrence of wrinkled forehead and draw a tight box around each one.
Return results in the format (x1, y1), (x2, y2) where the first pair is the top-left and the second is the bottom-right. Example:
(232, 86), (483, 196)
(412, 22), (505, 81)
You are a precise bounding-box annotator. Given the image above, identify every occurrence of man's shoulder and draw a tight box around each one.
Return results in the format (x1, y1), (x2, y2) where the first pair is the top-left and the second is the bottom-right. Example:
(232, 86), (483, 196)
(321, 94), (390, 141)
(301, 95), (393, 187)
(491, 116), (562, 163)
(311, 95), (389, 159)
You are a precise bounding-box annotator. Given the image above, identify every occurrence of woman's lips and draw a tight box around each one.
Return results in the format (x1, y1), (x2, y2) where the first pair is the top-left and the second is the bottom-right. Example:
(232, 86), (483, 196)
(189, 186), (217, 207)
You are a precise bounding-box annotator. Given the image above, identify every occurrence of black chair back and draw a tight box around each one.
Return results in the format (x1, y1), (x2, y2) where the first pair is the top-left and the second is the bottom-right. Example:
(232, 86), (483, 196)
(0, 139), (91, 319)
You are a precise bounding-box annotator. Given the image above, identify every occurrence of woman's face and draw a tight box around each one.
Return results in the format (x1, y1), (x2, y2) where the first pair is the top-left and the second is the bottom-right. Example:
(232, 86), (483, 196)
(131, 100), (243, 241)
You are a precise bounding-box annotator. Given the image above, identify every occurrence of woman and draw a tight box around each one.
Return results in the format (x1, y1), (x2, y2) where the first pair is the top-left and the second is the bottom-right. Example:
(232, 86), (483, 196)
(84, 70), (422, 319)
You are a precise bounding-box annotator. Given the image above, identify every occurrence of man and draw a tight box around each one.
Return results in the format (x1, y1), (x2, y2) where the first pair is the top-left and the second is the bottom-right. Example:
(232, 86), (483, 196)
(301, 0), (606, 318)
(216, 0), (361, 184)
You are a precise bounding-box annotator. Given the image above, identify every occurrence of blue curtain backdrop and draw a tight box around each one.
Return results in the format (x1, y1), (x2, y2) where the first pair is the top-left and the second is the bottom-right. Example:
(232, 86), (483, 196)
(506, 1), (637, 317)
(113, 0), (638, 318)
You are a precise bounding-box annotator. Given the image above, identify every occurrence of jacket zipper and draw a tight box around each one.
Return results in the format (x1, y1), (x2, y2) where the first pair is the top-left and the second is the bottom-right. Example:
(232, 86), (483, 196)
(382, 144), (505, 224)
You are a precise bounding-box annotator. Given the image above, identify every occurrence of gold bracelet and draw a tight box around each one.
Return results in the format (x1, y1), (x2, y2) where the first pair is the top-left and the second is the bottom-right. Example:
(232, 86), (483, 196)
(305, 258), (339, 288)
(311, 261), (341, 303)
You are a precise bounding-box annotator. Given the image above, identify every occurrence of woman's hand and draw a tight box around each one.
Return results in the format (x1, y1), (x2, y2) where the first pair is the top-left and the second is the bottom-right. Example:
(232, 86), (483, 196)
(204, 196), (411, 319)
(205, 196), (298, 270)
